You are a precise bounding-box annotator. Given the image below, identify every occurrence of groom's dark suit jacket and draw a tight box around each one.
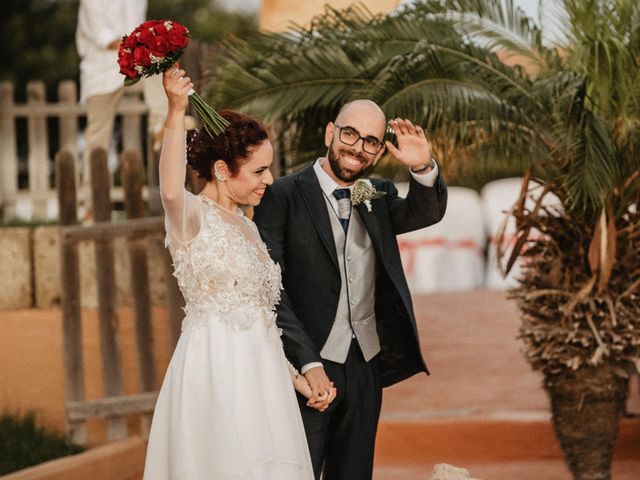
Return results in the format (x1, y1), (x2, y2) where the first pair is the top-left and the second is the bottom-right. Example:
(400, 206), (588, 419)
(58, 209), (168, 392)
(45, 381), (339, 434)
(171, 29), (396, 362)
(253, 164), (447, 387)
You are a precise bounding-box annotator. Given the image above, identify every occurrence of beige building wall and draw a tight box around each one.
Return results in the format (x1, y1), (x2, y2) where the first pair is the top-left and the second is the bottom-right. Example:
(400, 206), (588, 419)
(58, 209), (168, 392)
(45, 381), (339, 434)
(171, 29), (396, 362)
(260, 0), (400, 31)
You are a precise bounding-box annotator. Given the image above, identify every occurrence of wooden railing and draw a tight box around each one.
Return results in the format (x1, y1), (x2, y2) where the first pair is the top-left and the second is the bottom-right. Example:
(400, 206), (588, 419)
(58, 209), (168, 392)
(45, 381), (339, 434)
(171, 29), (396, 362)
(57, 148), (183, 444)
(0, 80), (153, 220)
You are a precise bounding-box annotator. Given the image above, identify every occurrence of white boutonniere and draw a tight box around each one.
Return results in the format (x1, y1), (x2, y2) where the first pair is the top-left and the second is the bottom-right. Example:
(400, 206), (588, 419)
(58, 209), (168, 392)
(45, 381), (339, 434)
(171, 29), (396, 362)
(352, 179), (386, 212)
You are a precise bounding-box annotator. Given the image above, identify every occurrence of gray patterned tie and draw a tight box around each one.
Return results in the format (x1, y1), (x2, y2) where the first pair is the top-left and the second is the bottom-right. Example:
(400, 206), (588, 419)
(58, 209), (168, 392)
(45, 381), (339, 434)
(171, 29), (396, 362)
(332, 188), (351, 234)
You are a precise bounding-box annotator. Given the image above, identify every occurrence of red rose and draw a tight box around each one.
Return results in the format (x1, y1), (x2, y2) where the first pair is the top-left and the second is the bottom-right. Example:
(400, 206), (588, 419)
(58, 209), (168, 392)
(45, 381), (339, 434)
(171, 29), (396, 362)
(138, 28), (155, 46)
(133, 46), (152, 67)
(150, 35), (171, 57)
(146, 20), (167, 34)
(118, 48), (138, 77)
(154, 22), (168, 36)
(139, 20), (157, 30)
(123, 34), (137, 49)
(118, 49), (135, 69)
(167, 28), (189, 48)
(172, 22), (187, 35)
(120, 65), (138, 78)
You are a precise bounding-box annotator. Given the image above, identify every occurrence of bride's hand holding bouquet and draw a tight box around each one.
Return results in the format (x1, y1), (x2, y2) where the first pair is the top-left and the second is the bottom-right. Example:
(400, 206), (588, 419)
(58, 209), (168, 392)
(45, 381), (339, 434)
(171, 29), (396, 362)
(161, 66), (192, 127)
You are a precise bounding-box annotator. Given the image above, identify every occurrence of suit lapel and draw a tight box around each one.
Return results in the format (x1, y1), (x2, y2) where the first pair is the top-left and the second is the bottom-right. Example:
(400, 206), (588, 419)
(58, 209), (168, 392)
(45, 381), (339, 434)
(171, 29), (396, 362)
(355, 201), (385, 262)
(295, 165), (339, 270)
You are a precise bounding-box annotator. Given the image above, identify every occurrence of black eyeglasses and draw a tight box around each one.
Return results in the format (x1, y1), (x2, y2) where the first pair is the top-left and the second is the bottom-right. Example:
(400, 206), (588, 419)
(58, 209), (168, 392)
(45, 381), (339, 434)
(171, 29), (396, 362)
(334, 124), (385, 155)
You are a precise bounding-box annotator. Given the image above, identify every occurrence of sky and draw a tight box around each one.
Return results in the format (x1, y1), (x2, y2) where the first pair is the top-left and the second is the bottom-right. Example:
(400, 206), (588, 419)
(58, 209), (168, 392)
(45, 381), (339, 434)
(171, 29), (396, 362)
(513, 0), (543, 22)
(512, 0), (563, 43)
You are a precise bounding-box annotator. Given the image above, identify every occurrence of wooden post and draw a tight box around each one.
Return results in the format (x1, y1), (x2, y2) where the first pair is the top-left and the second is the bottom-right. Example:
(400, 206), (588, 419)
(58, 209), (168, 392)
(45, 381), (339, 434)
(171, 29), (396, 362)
(56, 150), (86, 445)
(0, 82), (18, 218)
(57, 81), (78, 155)
(90, 148), (127, 441)
(27, 81), (50, 218)
(122, 149), (155, 437)
(58, 81), (79, 186)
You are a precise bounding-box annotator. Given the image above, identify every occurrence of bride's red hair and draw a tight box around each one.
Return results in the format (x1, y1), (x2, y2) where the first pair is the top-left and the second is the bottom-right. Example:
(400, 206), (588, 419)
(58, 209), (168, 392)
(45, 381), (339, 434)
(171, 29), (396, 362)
(186, 110), (268, 180)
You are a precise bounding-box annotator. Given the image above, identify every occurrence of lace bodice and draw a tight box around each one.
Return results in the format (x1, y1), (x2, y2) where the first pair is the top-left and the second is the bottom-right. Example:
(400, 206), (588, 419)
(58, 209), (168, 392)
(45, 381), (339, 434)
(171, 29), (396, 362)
(165, 192), (282, 330)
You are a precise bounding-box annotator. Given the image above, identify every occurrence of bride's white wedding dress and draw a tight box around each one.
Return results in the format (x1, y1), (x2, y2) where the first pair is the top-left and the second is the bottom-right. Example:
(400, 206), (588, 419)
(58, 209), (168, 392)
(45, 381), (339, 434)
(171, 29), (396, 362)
(143, 127), (313, 479)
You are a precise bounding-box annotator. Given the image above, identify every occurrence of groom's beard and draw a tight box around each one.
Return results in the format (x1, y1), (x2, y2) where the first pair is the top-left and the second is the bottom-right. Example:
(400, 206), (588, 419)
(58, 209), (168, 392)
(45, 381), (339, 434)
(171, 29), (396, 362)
(327, 139), (376, 183)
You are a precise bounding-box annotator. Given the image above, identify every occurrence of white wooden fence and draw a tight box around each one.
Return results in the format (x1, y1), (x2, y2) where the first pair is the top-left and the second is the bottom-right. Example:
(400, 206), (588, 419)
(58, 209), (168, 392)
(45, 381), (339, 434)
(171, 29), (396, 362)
(0, 80), (153, 221)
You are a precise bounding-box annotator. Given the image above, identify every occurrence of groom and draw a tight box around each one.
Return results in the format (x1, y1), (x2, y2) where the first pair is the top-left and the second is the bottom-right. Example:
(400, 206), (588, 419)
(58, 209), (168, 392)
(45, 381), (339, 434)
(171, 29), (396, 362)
(253, 100), (447, 480)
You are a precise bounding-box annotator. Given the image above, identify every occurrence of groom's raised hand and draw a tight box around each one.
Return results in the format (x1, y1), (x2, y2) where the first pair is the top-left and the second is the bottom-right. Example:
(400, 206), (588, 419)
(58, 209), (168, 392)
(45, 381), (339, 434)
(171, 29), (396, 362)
(385, 118), (434, 173)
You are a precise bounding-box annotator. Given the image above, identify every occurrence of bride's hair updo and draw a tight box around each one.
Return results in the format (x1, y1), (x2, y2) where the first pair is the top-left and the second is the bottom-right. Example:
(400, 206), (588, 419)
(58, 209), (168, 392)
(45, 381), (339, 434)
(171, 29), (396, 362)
(186, 110), (268, 181)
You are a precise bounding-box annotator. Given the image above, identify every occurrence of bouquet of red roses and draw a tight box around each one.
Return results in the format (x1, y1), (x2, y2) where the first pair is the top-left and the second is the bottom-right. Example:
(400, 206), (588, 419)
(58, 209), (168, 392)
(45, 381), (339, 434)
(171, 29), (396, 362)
(118, 19), (228, 136)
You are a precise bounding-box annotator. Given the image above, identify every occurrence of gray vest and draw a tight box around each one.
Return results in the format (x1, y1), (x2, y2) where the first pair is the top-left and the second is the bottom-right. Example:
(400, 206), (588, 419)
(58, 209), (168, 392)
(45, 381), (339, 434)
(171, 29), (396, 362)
(320, 198), (380, 363)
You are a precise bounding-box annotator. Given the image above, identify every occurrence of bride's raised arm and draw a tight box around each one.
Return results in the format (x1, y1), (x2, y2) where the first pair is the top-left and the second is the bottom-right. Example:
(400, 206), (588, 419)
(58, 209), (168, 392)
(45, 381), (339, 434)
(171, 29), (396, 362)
(159, 66), (199, 244)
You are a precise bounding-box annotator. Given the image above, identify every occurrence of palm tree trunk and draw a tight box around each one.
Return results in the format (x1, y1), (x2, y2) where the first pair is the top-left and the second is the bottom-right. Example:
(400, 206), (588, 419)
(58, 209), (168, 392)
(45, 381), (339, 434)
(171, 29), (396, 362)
(544, 366), (628, 480)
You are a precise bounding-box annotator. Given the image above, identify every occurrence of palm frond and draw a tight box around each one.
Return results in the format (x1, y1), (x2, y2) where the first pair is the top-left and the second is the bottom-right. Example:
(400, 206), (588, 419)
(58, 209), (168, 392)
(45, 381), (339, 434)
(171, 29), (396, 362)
(442, 0), (550, 72)
(563, 113), (618, 213)
(562, 0), (640, 119)
(210, 41), (374, 122)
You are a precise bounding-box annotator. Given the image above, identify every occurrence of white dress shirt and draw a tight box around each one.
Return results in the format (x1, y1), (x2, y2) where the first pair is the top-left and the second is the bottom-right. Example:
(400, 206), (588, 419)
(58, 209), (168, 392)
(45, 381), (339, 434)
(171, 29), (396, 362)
(301, 158), (439, 374)
(76, 0), (147, 102)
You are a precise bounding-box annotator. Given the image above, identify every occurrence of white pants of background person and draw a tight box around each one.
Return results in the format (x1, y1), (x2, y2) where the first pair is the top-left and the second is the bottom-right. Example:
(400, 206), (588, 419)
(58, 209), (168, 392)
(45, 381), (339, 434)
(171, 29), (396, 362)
(83, 87), (125, 174)
(83, 77), (167, 179)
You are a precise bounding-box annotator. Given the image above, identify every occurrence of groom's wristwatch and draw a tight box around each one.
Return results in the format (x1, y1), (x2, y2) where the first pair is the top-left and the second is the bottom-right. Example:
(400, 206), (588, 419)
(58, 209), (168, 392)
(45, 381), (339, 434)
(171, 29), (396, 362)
(411, 157), (436, 174)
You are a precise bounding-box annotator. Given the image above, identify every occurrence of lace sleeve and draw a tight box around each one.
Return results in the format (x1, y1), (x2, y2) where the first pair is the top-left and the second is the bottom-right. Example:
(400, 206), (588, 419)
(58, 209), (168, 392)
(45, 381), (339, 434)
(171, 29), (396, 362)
(159, 126), (201, 246)
(287, 359), (300, 378)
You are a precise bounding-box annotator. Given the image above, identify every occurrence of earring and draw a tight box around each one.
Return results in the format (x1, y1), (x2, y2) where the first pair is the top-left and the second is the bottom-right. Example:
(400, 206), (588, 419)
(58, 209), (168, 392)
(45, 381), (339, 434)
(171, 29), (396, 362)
(214, 170), (225, 182)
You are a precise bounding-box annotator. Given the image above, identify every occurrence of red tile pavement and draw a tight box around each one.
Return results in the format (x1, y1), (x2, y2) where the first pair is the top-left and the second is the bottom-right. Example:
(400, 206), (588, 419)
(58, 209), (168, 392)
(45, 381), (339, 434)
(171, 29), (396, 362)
(374, 460), (640, 480)
(372, 290), (640, 479)
(3, 291), (637, 479)
(381, 290), (549, 418)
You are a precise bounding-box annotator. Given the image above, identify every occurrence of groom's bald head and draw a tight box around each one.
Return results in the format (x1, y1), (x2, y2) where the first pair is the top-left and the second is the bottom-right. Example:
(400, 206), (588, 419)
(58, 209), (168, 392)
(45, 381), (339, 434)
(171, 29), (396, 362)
(334, 100), (386, 138)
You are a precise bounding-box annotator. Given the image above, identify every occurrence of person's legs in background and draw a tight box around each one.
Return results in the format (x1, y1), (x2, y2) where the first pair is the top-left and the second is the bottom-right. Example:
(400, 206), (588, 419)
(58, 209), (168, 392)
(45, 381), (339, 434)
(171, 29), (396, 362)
(83, 87), (125, 185)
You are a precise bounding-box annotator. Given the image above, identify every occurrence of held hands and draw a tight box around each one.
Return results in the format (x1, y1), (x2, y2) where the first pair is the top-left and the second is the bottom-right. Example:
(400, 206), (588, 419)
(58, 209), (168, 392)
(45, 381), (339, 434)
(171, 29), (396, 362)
(291, 374), (335, 412)
(162, 65), (193, 113)
(301, 367), (337, 412)
(385, 118), (433, 173)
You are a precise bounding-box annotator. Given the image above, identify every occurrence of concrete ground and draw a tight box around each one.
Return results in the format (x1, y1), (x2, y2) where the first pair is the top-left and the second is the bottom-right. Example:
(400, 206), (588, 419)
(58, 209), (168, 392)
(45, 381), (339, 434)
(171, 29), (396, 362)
(1, 290), (638, 479)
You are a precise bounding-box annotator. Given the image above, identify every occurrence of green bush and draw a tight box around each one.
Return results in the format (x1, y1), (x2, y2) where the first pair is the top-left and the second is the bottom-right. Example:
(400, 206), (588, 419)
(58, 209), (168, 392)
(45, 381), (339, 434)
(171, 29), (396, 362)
(0, 411), (84, 475)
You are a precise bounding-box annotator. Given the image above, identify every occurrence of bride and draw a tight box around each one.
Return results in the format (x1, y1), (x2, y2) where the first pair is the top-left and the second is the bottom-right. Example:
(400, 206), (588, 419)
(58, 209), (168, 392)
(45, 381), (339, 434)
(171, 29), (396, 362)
(143, 65), (335, 479)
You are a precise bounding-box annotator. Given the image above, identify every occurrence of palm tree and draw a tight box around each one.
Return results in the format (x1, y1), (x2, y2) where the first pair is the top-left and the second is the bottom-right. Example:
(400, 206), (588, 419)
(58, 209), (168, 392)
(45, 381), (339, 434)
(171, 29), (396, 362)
(208, 1), (640, 478)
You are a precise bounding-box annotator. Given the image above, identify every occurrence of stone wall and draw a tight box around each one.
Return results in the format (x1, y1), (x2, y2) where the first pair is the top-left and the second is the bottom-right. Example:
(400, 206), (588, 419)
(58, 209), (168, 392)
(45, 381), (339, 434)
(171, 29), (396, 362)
(0, 226), (173, 310)
(0, 228), (33, 309)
